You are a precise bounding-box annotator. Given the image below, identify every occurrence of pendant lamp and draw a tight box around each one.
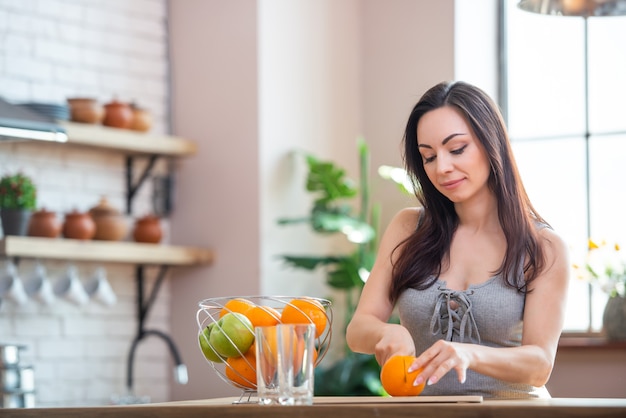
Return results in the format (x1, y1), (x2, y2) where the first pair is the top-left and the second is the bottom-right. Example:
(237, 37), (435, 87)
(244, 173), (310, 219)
(518, 0), (626, 16)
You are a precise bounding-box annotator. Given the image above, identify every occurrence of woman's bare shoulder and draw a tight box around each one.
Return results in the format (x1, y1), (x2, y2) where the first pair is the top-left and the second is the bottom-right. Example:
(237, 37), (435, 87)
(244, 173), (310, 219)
(537, 226), (570, 271)
(538, 226), (568, 253)
(388, 207), (423, 234)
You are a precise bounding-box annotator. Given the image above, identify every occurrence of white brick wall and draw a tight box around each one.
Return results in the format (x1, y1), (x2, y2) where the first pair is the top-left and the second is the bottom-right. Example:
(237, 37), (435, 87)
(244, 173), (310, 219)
(0, 0), (175, 407)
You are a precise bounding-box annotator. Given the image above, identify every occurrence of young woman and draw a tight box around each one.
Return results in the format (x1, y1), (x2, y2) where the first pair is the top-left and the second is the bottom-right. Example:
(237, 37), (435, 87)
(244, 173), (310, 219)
(346, 81), (569, 399)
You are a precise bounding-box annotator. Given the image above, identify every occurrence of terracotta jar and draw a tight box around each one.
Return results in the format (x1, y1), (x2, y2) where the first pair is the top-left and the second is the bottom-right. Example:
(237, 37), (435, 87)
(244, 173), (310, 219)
(27, 208), (62, 238)
(130, 103), (152, 132)
(88, 197), (128, 241)
(102, 100), (133, 129)
(62, 210), (96, 240)
(66, 98), (104, 124)
(133, 215), (162, 244)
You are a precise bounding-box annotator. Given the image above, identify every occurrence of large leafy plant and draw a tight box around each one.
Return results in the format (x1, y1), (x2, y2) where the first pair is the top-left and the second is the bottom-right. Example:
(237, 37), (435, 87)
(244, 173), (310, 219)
(278, 140), (378, 323)
(277, 139), (408, 396)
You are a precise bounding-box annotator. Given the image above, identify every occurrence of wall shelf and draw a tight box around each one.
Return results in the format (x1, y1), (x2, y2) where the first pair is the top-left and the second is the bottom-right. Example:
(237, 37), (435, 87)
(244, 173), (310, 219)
(60, 121), (197, 156)
(0, 236), (214, 266)
(4, 119), (210, 394)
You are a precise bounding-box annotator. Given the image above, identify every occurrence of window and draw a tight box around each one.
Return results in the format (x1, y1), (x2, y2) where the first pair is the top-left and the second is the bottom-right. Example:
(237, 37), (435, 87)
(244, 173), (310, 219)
(502, 0), (626, 332)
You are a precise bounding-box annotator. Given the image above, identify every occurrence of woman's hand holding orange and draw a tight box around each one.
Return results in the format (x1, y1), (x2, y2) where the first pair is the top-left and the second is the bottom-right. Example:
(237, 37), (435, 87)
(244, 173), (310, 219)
(373, 323), (416, 366)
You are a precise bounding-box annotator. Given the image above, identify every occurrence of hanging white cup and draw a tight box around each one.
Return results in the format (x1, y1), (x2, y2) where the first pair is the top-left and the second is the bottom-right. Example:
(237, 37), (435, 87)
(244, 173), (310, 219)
(53, 265), (89, 306)
(84, 267), (117, 307)
(0, 261), (29, 306)
(24, 263), (56, 306)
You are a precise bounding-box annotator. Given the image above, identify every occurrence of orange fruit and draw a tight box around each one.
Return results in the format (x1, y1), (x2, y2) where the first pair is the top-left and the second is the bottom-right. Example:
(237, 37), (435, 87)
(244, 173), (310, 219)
(280, 298), (327, 337)
(246, 305), (281, 328)
(380, 355), (425, 397)
(219, 298), (254, 318)
(225, 349), (257, 389)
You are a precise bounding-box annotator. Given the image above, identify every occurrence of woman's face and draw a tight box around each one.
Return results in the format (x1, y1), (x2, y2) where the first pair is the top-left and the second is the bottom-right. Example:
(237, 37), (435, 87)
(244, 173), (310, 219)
(416, 105), (491, 204)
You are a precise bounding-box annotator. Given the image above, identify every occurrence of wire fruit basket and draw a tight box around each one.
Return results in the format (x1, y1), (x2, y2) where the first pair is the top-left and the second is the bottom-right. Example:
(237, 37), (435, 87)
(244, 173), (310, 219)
(196, 295), (333, 397)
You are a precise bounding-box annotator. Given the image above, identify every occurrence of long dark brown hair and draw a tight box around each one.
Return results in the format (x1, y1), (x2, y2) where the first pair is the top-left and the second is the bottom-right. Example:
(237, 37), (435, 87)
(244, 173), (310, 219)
(389, 81), (548, 303)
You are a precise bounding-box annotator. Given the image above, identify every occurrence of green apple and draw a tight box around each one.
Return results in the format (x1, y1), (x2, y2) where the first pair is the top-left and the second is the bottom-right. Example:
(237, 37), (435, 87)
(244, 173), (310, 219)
(209, 312), (255, 358)
(198, 323), (224, 363)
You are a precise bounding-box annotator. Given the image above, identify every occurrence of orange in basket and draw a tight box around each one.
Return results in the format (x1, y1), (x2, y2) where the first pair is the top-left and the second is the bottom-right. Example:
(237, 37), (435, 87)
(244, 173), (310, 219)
(281, 298), (327, 337)
(225, 349), (257, 389)
(246, 305), (281, 328)
(219, 298), (255, 318)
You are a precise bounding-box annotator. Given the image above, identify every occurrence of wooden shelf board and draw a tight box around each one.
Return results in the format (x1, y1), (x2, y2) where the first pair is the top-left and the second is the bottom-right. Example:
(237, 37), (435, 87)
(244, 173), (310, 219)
(0, 236), (214, 266)
(60, 121), (197, 156)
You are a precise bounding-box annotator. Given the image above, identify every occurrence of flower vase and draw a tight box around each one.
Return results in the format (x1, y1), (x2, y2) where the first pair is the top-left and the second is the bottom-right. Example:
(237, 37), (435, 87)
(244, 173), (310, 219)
(0, 208), (32, 237)
(602, 295), (626, 341)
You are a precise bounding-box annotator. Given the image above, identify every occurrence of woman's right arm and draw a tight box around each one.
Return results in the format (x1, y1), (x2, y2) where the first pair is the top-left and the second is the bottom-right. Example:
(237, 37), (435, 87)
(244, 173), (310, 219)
(346, 207), (421, 365)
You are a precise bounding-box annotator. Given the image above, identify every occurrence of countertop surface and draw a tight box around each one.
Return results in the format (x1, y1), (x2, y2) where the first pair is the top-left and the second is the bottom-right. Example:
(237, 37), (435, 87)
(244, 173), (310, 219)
(3, 396), (626, 418)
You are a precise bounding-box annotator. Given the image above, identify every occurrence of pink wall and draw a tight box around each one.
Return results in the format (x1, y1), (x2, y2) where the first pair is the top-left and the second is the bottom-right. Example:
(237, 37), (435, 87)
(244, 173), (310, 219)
(168, 0), (261, 401)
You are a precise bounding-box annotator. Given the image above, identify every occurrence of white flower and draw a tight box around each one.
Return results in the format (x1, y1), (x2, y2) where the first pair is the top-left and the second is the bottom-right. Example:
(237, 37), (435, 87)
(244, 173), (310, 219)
(575, 239), (626, 298)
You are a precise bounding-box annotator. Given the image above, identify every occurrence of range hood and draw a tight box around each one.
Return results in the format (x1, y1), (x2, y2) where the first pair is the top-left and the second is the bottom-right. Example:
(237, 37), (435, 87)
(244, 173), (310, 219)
(0, 97), (67, 142)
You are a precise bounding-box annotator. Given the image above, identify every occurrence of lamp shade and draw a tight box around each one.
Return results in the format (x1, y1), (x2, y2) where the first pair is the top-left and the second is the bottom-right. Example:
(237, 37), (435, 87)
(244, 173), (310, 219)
(518, 0), (626, 16)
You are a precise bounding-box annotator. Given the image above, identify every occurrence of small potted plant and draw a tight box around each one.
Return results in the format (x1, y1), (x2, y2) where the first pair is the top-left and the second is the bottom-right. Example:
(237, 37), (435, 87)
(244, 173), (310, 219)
(0, 172), (37, 237)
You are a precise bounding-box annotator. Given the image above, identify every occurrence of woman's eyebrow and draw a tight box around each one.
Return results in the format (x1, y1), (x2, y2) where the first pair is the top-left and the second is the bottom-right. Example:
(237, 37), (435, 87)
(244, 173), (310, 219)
(418, 133), (465, 149)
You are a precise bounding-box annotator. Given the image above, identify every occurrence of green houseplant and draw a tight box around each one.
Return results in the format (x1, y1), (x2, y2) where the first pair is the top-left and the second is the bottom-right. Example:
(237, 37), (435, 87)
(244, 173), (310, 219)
(0, 172), (37, 236)
(277, 139), (412, 396)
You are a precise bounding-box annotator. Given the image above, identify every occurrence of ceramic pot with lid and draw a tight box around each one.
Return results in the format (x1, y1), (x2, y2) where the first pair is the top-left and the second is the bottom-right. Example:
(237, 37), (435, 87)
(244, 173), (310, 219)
(88, 197), (128, 241)
(132, 215), (162, 244)
(27, 208), (61, 238)
(62, 210), (96, 240)
(102, 99), (133, 129)
(130, 103), (152, 132)
(66, 97), (104, 124)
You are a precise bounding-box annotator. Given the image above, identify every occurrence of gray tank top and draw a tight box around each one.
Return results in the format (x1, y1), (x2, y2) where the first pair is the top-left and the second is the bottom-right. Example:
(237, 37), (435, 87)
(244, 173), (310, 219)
(397, 275), (550, 399)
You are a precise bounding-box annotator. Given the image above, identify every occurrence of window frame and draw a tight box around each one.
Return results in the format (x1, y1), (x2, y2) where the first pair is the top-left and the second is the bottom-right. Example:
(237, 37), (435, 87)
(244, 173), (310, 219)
(498, 0), (626, 337)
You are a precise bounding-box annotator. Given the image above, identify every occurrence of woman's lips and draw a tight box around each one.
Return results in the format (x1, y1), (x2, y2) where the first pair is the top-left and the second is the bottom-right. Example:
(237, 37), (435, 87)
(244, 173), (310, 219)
(440, 178), (464, 189)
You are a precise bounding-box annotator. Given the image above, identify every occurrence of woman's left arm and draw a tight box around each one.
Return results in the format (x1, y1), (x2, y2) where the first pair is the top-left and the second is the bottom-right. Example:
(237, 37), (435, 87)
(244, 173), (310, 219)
(410, 228), (570, 387)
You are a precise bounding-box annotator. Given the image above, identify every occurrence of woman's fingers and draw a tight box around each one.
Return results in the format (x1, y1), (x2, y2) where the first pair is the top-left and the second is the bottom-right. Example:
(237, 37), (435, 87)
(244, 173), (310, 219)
(428, 357), (458, 385)
(410, 341), (469, 386)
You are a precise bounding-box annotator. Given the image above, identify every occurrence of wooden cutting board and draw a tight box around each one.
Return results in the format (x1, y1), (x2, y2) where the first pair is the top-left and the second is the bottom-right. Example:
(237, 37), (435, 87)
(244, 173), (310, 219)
(313, 395), (483, 404)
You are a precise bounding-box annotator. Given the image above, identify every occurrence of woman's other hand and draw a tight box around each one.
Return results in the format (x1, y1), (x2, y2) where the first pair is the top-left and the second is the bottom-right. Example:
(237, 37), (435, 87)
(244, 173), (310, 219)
(408, 340), (472, 386)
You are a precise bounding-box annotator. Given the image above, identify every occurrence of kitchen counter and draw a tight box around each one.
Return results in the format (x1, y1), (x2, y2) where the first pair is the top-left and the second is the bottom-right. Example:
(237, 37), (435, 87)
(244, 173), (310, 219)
(3, 396), (626, 418)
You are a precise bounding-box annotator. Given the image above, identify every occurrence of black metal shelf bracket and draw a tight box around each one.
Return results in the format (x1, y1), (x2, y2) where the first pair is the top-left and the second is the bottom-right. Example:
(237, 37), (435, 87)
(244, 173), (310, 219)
(126, 265), (188, 393)
(126, 155), (159, 215)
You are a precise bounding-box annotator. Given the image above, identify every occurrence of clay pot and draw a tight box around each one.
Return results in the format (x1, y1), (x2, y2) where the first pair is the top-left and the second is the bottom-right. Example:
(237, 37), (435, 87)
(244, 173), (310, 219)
(66, 98), (104, 124)
(27, 208), (61, 238)
(132, 215), (162, 244)
(62, 210), (96, 240)
(88, 197), (128, 241)
(102, 100), (133, 129)
(130, 104), (152, 132)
